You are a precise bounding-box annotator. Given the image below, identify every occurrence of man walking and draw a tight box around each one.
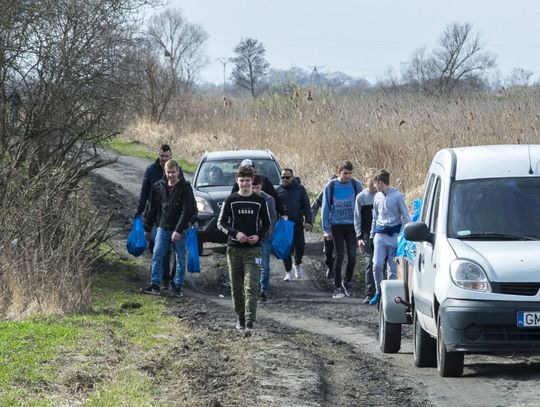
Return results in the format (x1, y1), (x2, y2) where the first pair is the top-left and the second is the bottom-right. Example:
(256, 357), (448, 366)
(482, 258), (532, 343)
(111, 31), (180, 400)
(252, 175), (277, 303)
(354, 168), (378, 303)
(142, 159), (196, 298)
(369, 169), (411, 305)
(218, 166), (271, 333)
(321, 161), (362, 298)
(310, 174), (337, 279)
(277, 168), (312, 281)
(136, 144), (180, 292)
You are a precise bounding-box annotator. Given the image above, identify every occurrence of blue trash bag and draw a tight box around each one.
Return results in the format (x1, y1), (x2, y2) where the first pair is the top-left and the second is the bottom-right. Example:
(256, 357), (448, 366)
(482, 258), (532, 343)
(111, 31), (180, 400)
(126, 215), (146, 257)
(396, 198), (422, 261)
(271, 219), (295, 260)
(186, 226), (201, 273)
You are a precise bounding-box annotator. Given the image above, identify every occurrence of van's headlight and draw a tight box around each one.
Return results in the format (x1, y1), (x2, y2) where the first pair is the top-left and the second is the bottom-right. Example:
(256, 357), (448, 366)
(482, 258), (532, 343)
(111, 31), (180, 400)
(196, 197), (213, 215)
(450, 260), (491, 292)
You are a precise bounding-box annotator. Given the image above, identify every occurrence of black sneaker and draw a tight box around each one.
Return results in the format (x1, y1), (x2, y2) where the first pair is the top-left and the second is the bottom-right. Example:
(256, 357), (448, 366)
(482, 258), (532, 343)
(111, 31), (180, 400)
(245, 320), (254, 331)
(332, 287), (345, 299)
(258, 291), (267, 303)
(172, 286), (184, 298)
(141, 284), (160, 296)
(236, 317), (246, 330)
(342, 281), (354, 297)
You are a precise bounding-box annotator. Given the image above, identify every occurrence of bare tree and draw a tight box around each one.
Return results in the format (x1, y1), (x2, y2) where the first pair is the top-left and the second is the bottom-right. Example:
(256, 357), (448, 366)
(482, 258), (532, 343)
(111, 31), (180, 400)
(401, 46), (435, 94)
(431, 22), (496, 93)
(231, 38), (270, 97)
(505, 67), (533, 88)
(140, 7), (208, 122)
(0, 0), (156, 316)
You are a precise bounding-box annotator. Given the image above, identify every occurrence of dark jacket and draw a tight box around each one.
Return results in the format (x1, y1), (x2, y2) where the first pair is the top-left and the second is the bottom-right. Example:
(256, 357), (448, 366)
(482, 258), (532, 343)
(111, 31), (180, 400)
(276, 179), (312, 225)
(143, 179), (196, 234)
(231, 174), (285, 215)
(136, 158), (184, 215)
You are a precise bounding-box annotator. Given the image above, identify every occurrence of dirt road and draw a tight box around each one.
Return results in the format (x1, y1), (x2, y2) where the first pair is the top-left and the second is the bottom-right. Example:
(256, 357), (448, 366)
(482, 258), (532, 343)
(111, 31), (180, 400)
(94, 152), (540, 407)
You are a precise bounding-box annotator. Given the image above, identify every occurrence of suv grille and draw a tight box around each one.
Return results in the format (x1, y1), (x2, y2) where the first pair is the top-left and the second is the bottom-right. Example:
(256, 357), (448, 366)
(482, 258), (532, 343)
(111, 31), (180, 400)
(491, 282), (540, 296)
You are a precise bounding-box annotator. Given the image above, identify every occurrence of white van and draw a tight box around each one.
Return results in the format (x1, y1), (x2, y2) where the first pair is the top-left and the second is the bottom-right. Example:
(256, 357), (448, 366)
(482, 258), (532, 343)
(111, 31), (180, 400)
(379, 144), (540, 377)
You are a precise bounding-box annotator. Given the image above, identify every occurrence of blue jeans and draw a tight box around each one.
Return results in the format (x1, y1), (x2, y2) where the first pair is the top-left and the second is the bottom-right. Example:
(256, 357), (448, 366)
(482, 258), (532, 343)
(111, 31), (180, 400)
(259, 237), (272, 292)
(151, 228), (186, 287)
(373, 233), (398, 293)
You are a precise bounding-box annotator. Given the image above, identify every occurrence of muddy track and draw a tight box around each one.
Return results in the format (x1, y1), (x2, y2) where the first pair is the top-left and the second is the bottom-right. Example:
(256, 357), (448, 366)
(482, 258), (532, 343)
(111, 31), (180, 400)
(94, 152), (540, 407)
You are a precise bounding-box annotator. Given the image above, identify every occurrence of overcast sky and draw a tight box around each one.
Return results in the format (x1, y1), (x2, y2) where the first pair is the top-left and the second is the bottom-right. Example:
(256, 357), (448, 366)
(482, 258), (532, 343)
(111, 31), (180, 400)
(166, 0), (540, 85)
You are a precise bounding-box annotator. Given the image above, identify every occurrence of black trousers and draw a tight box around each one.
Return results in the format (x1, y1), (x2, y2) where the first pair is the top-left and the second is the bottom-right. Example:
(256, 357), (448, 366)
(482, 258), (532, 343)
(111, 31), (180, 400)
(362, 232), (376, 297)
(284, 224), (306, 271)
(323, 238), (334, 270)
(331, 224), (357, 287)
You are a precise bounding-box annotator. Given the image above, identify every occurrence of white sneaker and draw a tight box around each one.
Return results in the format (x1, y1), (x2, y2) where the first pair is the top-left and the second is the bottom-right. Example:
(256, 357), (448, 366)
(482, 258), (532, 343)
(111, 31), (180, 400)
(293, 264), (304, 279)
(283, 272), (292, 281)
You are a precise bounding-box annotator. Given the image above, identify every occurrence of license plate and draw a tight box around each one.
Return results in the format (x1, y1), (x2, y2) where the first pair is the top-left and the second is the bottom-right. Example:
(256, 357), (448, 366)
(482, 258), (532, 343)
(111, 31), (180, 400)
(517, 312), (540, 328)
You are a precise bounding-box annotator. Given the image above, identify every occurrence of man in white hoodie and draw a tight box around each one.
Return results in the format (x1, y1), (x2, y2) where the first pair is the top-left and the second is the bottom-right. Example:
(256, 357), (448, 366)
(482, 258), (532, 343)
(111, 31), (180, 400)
(369, 169), (411, 305)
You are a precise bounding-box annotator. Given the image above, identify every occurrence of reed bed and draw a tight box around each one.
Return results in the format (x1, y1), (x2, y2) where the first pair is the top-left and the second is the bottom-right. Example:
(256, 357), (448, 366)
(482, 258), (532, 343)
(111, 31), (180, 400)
(124, 88), (540, 202)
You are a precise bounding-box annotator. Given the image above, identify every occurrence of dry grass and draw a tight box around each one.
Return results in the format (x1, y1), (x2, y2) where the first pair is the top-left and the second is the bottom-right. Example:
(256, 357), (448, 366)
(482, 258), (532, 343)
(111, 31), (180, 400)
(124, 88), (540, 202)
(0, 175), (108, 319)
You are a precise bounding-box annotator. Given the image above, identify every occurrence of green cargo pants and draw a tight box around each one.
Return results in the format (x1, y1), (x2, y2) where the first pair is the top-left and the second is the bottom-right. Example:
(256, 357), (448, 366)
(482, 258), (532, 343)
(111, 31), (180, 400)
(226, 246), (261, 322)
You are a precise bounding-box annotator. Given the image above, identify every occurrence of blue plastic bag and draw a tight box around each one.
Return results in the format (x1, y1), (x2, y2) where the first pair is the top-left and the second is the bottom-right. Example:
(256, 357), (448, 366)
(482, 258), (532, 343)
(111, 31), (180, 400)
(126, 215), (146, 257)
(396, 198), (422, 261)
(271, 219), (294, 260)
(186, 226), (201, 273)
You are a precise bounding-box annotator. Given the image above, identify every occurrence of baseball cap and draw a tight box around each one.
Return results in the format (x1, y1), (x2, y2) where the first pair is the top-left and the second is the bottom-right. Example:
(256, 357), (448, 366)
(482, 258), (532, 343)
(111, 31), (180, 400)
(241, 158), (253, 167)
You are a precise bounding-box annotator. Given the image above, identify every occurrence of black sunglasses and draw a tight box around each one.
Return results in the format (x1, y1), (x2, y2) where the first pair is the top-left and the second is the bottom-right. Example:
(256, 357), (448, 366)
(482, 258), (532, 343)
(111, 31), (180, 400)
(281, 175), (292, 179)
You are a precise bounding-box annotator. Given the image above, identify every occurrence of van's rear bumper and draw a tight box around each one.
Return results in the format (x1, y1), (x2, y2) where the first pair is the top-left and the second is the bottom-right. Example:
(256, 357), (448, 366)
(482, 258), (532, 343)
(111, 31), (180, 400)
(440, 298), (540, 352)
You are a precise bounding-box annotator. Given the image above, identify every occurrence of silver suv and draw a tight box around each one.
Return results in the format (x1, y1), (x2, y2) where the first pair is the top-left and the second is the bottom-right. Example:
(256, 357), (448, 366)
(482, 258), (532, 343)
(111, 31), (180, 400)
(192, 150), (282, 251)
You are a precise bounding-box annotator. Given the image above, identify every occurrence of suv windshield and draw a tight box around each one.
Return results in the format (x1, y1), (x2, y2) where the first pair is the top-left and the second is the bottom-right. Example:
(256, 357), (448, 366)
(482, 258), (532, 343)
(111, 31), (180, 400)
(195, 158), (281, 188)
(448, 177), (540, 239)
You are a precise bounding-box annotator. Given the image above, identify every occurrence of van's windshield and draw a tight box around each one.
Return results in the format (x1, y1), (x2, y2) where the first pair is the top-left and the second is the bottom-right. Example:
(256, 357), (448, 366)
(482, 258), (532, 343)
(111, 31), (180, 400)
(448, 177), (540, 240)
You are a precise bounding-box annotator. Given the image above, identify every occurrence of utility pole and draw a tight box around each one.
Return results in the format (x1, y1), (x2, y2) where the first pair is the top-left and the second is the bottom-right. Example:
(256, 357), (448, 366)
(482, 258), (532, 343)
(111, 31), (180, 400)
(216, 58), (229, 93)
(308, 65), (325, 92)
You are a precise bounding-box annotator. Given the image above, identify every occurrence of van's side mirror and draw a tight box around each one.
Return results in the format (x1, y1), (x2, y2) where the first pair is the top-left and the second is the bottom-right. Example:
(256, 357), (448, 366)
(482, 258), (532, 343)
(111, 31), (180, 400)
(404, 222), (434, 244)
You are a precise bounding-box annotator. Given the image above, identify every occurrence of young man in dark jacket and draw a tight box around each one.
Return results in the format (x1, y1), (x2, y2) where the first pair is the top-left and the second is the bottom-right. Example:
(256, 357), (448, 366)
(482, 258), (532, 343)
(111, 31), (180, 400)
(218, 165), (271, 333)
(277, 168), (313, 281)
(136, 144), (182, 291)
(142, 159), (196, 298)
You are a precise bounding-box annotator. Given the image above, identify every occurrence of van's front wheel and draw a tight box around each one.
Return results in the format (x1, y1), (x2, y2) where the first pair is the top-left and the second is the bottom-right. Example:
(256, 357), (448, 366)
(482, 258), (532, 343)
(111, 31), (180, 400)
(437, 317), (464, 377)
(378, 302), (401, 353)
(413, 310), (436, 367)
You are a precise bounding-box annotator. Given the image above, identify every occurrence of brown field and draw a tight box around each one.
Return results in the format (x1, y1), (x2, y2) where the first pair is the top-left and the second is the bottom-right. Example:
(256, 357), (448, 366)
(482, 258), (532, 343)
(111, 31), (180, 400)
(124, 87), (540, 203)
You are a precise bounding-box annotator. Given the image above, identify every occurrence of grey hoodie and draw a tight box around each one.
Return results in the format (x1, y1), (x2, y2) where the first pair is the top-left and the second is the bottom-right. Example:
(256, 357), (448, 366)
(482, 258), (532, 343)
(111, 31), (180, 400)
(370, 187), (411, 238)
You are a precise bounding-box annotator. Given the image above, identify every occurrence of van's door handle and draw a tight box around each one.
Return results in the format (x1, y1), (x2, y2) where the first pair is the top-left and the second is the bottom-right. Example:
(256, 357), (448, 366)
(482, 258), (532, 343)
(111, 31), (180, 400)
(418, 254), (424, 271)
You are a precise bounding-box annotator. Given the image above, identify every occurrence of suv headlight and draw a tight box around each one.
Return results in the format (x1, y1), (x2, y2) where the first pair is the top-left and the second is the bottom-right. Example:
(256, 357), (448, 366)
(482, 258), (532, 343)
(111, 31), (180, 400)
(196, 196), (214, 215)
(450, 260), (491, 292)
